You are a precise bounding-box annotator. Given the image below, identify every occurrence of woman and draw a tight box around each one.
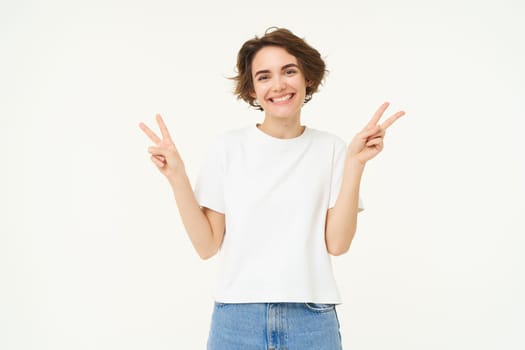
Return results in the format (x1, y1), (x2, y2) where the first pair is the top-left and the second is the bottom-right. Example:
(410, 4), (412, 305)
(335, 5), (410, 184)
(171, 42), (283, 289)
(140, 28), (404, 350)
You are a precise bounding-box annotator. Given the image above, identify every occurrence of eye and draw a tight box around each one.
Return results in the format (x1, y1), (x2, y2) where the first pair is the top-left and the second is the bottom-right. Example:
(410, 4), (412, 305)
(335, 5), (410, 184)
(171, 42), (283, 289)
(257, 75), (269, 81)
(285, 69), (297, 75)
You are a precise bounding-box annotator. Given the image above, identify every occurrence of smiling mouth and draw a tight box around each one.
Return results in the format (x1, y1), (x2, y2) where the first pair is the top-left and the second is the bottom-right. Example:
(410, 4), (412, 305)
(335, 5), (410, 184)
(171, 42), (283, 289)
(269, 93), (295, 103)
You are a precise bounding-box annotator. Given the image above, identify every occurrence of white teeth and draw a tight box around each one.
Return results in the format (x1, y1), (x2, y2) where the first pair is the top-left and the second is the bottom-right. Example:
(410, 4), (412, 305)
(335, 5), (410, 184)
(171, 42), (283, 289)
(272, 94), (293, 102)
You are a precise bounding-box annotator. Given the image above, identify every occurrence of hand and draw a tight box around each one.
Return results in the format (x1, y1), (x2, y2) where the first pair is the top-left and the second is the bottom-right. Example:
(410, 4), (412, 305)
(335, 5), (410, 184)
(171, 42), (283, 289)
(139, 114), (185, 179)
(347, 102), (405, 165)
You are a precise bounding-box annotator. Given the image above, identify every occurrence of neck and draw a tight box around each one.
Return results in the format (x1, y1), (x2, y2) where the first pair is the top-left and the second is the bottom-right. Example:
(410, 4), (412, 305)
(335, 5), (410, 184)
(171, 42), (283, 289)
(257, 114), (304, 139)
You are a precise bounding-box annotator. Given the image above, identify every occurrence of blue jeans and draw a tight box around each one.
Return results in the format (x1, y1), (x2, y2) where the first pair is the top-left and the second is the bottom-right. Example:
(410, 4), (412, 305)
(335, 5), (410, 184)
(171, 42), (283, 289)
(207, 302), (343, 349)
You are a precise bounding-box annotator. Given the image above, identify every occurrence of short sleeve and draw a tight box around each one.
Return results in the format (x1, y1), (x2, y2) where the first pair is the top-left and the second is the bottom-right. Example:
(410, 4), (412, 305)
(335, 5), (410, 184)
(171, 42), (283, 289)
(193, 136), (225, 214)
(328, 138), (365, 212)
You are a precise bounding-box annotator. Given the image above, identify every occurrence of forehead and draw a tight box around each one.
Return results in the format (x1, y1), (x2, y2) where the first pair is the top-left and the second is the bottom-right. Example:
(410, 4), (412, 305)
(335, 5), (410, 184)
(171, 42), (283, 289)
(251, 46), (298, 73)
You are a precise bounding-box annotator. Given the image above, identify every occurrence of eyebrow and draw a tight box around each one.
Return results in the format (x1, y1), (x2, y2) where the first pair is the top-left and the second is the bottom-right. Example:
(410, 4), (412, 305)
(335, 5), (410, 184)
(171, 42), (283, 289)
(254, 63), (299, 78)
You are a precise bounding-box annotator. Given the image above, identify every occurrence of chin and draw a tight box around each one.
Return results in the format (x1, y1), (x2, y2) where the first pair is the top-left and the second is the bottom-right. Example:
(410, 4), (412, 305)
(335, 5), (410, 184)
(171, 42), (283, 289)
(274, 107), (302, 119)
(263, 104), (302, 119)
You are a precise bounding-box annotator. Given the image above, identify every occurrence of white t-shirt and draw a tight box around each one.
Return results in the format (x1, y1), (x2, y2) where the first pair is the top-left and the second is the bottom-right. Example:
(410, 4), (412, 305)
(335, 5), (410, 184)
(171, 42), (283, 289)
(193, 123), (364, 304)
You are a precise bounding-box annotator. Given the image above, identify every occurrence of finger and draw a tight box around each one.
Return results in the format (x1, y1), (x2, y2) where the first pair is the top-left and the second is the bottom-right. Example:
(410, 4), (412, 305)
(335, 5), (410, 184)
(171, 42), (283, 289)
(153, 154), (165, 163)
(366, 132), (385, 142)
(360, 124), (382, 140)
(139, 122), (162, 144)
(366, 138), (383, 147)
(156, 114), (173, 142)
(151, 155), (166, 168)
(380, 110), (405, 130)
(366, 126), (386, 139)
(147, 146), (171, 158)
(364, 102), (390, 130)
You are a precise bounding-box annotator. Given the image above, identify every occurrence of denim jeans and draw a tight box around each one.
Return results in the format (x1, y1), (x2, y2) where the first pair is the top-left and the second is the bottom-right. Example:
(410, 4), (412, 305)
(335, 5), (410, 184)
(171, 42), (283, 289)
(206, 301), (343, 350)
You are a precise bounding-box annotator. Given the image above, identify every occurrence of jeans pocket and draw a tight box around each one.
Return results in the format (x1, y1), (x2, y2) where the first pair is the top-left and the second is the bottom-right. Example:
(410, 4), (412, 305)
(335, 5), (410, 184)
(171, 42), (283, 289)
(304, 302), (335, 313)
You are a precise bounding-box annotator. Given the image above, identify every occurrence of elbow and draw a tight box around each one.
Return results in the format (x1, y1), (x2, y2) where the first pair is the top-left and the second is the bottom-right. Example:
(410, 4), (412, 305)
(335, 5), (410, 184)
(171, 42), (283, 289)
(199, 252), (213, 260)
(198, 242), (221, 260)
(199, 251), (211, 260)
(327, 238), (351, 256)
(328, 245), (350, 256)
(198, 247), (217, 260)
(326, 230), (356, 256)
(197, 230), (223, 260)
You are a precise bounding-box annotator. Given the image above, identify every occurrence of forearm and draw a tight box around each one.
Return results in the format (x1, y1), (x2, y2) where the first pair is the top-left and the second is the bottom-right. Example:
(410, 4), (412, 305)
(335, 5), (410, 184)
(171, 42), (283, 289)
(167, 171), (215, 259)
(325, 158), (365, 255)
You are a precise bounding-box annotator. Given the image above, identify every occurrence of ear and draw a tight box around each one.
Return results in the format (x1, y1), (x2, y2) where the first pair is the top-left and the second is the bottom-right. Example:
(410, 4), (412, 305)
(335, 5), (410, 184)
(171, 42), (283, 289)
(306, 80), (313, 87)
(249, 91), (257, 98)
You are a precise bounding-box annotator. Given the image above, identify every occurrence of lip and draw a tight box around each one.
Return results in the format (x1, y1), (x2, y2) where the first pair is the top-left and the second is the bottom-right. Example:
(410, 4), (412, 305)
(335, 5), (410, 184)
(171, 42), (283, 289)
(268, 93), (295, 104)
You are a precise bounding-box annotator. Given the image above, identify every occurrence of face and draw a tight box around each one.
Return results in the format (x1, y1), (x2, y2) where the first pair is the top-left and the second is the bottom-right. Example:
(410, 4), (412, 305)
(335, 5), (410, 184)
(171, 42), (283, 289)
(250, 46), (309, 120)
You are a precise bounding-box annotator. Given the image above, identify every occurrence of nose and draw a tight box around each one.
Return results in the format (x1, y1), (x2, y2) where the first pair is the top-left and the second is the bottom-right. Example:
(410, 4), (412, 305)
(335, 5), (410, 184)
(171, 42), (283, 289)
(272, 76), (286, 92)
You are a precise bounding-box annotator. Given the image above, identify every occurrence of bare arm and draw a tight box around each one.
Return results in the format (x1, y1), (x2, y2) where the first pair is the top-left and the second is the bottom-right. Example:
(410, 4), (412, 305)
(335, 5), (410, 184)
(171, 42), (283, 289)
(325, 102), (405, 256)
(139, 114), (225, 260)
(168, 171), (225, 259)
(325, 160), (364, 256)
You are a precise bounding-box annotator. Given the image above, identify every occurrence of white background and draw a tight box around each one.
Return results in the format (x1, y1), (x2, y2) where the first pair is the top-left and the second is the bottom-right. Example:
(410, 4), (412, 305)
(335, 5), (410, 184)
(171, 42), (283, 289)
(1, 0), (524, 349)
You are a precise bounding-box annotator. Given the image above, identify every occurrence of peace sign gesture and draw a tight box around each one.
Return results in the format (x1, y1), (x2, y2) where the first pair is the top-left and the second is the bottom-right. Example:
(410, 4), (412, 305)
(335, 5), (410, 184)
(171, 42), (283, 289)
(347, 102), (405, 165)
(139, 114), (186, 179)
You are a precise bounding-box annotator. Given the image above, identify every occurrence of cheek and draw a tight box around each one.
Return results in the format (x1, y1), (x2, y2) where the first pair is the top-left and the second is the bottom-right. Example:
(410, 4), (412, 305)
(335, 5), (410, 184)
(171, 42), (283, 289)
(292, 77), (307, 90)
(253, 84), (268, 98)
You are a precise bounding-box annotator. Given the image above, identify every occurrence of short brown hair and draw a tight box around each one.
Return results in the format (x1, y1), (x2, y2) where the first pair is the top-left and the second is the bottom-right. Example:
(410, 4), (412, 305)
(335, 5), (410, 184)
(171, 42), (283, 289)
(232, 27), (327, 111)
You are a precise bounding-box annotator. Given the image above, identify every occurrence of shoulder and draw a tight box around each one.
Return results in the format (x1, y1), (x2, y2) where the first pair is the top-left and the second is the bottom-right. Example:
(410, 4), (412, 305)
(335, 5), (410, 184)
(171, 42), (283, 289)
(307, 127), (347, 149)
(204, 125), (251, 155)
(212, 126), (250, 146)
